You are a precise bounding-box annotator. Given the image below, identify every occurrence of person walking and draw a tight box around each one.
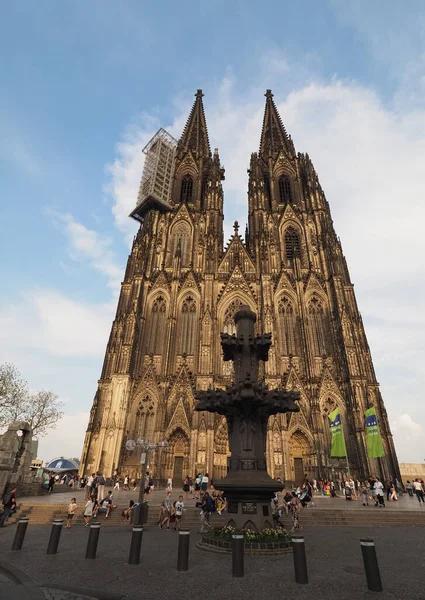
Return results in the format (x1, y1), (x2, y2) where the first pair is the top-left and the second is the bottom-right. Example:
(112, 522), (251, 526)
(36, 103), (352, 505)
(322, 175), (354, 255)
(113, 477), (120, 490)
(123, 475), (129, 491)
(198, 492), (214, 533)
(173, 495), (185, 530)
(48, 474), (55, 493)
(201, 473), (209, 493)
(66, 498), (78, 529)
(374, 478), (385, 507)
(389, 481), (398, 501)
(413, 479), (425, 503)
(166, 477), (172, 491)
(159, 491), (173, 529)
(289, 491), (303, 532)
(83, 495), (96, 526)
(183, 476), (190, 499)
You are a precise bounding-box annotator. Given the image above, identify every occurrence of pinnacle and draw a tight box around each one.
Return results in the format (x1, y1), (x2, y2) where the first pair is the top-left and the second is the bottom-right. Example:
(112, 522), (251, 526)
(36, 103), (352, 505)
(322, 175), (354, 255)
(178, 89), (211, 159)
(259, 89), (295, 159)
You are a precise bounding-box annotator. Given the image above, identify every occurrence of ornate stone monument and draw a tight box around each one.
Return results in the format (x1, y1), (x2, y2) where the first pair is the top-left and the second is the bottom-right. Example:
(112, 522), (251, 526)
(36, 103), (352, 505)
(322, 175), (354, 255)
(196, 306), (300, 531)
(0, 421), (39, 497)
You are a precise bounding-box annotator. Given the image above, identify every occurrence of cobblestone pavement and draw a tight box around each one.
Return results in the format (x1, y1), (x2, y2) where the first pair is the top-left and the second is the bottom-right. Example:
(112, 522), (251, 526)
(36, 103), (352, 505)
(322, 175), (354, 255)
(40, 589), (97, 600)
(0, 522), (424, 600)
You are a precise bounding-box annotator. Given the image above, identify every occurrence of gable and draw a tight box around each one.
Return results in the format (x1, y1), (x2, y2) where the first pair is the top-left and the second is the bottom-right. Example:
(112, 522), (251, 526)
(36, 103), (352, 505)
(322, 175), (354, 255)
(218, 234), (256, 274)
(217, 266), (257, 304)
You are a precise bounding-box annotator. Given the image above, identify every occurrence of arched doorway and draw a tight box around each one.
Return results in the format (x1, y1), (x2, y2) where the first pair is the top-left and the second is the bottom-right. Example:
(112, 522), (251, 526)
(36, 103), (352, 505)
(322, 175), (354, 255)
(288, 429), (312, 485)
(164, 428), (190, 488)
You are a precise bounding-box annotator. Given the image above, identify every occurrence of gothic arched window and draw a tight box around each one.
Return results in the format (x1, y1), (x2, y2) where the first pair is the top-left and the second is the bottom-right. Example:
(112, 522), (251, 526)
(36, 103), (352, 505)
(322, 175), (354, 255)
(223, 298), (245, 335)
(308, 295), (329, 356)
(285, 227), (301, 261)
(171, 222), (191, 267)
(179, 296), (197, 355)
(278, 296), (298, 355)
(134, 395), (155, 442)
(278, 174), (292, 204)
(180, 175), (193, 204)
(146, 296), (167, 354)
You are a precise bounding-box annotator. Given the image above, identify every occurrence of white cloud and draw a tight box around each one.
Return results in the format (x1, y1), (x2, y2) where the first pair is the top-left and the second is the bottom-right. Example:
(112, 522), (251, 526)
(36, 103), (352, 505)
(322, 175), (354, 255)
(392, 414), (425, 463)
(0, 289), (114, 358)
(36, 411), (89, 464)
(47, 210), (123, 291)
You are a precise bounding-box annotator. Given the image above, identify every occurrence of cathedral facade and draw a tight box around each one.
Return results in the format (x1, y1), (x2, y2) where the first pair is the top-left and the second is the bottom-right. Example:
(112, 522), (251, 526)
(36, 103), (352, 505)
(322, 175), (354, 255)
(80, 90), (400, 486)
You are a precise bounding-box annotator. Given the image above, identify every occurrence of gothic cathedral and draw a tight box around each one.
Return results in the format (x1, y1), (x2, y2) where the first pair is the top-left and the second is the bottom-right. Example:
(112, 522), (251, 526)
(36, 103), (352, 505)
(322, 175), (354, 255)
(80, 90), (400, 485)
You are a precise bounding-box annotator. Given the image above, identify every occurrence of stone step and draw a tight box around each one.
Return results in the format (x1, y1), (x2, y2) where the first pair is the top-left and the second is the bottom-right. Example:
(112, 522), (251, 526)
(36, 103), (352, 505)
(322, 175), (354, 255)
(8, 504), (425, 528)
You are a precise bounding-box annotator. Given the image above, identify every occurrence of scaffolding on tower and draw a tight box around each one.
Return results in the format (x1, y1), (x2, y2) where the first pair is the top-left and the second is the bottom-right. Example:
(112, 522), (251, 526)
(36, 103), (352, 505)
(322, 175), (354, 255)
(130, 128), (178, 222)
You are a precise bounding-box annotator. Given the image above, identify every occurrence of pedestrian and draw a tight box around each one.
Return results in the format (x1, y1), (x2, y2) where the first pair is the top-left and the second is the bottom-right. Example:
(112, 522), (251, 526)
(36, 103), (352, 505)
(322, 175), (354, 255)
(360, 482), (369, 506)
(289, 491), (303, 532)
(114, 477), (120, 490)
(413, 479), (425, 503)
(96, 473), (106, 503)
(173, 495), (185, 530)
(406, 481), (414, 497)
(198, 492), (214, 533)
(194, 475), (201, 499)
(374, 478), (385, 507)
(159, 491), (173, 529)
(183, 475), (190, 499)
(123, 475), (129, 491)
(0, 487), (17, 527)
(166, 476), (172, 491)
(66, 497), (78, 528)
(83, 495), (96, 526)
(201, 473), (209, 492)
(144, 472), (153, 501)
(48, 474), (55, 493)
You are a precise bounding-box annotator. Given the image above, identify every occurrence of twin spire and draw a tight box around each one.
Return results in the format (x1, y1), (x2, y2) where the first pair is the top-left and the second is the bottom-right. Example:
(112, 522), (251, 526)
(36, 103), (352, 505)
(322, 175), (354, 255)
(178, 88), (294, 160)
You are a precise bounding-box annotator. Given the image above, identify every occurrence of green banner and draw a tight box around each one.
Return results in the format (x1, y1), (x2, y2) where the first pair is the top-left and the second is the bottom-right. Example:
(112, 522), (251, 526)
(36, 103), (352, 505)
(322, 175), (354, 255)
(365, 407), (385, 458)
(328, 408), (347, 457)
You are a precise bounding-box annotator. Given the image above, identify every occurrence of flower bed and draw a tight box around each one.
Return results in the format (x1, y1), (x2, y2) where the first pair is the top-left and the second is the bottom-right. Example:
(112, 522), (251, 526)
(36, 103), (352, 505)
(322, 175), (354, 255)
(197, 525), (292, 555)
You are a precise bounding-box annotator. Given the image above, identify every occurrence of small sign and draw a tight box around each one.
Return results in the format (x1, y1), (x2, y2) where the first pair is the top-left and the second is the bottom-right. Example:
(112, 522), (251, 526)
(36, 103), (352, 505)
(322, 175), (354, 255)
(228, 502), (238, 514)
(242, 502), (257, 515)
(141, 452), (147, 465)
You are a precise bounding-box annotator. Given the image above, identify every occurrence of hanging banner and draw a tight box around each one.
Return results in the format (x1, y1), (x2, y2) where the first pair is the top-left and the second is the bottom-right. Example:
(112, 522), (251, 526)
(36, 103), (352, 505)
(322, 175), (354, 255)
(365, 407), (385, 458)
(328, 408), (347, 457)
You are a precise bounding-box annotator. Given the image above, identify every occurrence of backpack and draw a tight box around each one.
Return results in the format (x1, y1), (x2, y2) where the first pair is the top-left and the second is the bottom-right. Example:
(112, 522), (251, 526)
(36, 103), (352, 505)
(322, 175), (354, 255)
(99, 477), (106, 486)
(2, 492), (12, 507)
(148, 477), (153, 487)
(207, 496), (216, 512)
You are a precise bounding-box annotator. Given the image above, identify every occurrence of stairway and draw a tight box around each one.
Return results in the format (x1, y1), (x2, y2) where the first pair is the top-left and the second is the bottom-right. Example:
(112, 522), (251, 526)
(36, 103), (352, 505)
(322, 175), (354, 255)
(6, 504), (425, 528)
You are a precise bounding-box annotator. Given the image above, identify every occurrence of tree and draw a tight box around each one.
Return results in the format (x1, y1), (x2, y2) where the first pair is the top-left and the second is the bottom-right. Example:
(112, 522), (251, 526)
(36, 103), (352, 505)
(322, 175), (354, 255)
(0, 363), (63, 437)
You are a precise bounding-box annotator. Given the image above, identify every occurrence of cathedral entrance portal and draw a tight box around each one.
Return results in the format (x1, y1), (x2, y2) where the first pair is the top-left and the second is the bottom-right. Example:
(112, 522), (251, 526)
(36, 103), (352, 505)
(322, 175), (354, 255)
(289, 429), (312, 485)
(165, 428), (189, 487)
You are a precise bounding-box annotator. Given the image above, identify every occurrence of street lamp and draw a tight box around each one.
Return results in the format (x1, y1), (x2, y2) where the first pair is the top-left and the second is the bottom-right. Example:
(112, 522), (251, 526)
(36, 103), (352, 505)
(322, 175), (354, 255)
(125, 437), (169, 525)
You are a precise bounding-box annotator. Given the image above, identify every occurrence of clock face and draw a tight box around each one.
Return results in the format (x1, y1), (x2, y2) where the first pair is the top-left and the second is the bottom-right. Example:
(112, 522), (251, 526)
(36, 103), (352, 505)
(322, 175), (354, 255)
(125, 439), (136, 451)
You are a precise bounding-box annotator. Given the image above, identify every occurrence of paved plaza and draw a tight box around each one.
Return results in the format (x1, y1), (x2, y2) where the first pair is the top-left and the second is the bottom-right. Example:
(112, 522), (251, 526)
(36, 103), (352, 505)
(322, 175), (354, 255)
(0, 516), (424, 600)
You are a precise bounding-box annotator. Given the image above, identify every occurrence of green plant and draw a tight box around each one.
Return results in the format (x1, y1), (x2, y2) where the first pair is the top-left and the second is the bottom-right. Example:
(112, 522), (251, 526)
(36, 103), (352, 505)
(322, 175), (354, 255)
(209, 525), (291, 543)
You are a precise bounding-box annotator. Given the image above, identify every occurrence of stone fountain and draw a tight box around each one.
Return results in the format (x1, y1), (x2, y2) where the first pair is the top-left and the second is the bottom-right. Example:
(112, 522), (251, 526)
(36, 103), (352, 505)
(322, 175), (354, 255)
(196, 306), (300, 531)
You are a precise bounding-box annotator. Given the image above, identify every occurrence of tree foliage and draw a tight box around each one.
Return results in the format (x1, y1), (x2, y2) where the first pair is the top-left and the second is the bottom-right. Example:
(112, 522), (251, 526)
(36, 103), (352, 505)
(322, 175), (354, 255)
(0, 363), (63, 437)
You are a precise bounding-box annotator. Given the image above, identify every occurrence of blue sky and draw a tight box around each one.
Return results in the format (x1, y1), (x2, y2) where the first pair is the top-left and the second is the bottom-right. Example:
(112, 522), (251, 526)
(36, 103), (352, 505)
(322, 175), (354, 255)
(1, 1), (425, 463)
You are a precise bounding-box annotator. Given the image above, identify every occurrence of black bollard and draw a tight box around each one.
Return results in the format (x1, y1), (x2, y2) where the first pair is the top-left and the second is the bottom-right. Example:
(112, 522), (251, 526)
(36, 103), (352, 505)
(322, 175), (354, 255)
(292, 535), (308, 584)
(128, 526), (143, 565)
(177, 529), (190, 571)
(85, 522), (101, 559)
(46, 519), (64, 555)
(232, 533), (244, 577)
(11, 517), (29, 552)
(360, 538), (383, 592)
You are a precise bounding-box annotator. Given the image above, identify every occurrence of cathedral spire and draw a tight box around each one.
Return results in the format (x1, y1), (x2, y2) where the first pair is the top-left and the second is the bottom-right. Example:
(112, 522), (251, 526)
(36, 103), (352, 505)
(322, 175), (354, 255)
(259, 90), (295, 159)
(177, 89), (211, 160)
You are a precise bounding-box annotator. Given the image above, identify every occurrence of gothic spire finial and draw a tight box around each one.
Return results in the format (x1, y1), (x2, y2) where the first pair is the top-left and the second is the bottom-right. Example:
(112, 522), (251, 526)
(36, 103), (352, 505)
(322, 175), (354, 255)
(233, 220), (239, 235)
(178, 89), (211, 159)
(259, 90), (295, 159)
